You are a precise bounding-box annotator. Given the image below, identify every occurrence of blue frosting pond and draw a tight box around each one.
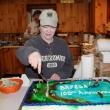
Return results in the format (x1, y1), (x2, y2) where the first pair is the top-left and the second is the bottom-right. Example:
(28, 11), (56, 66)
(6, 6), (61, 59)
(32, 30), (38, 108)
(53, 79), (110, 103)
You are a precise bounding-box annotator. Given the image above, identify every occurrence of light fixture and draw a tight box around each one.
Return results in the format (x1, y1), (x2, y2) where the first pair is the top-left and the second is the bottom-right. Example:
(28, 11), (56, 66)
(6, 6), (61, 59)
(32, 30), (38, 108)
(60, 0), (75, 3)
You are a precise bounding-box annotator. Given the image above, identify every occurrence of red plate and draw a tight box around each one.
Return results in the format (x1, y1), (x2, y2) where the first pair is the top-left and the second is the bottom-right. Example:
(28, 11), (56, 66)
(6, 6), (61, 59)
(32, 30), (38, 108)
(0, 78), (23, 94)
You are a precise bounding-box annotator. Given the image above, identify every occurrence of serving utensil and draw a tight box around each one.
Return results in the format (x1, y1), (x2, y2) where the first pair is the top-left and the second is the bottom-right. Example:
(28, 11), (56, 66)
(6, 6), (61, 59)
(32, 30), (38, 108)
(38, 74), (47, 83)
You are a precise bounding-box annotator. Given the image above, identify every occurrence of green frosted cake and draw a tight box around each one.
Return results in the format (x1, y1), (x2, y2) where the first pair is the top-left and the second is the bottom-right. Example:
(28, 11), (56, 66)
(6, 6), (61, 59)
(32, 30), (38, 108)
(21, 78), (110, 110)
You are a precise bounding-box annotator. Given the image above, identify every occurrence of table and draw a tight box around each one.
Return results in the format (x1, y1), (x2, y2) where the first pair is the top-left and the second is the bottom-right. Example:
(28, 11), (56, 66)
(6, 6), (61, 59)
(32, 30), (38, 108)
(0, 86), (28, 110)
(0, 78), (42, 110)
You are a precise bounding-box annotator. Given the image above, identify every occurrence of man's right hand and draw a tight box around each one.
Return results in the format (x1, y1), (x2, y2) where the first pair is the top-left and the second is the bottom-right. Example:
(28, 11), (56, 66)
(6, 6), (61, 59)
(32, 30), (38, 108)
(28, 51), (42, 74)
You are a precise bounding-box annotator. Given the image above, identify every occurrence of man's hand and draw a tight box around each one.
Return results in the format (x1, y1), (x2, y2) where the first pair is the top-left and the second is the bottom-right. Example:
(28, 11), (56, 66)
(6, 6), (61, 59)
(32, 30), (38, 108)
(28, 52), (42, 74)
(50, 73), (60, 80)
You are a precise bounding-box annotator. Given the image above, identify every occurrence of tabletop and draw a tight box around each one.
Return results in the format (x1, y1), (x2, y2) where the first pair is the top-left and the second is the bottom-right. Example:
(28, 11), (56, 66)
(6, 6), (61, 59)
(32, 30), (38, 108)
(0, 86), (28, 110)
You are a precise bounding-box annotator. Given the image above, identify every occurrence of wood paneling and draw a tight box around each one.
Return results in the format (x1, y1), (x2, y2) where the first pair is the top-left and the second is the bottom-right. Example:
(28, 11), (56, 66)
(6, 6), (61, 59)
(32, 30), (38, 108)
(57, 1), (89, 32)
(0, 0), (109, 34)
(0, 0), (27, 33)
(94, 0), (107, 34)
(0, 0), (90, 33)
(107, 0), (110, 22)
(0, 46), (25, 74)
(26, 0), (57, 4)
(69, 45), (81, 64)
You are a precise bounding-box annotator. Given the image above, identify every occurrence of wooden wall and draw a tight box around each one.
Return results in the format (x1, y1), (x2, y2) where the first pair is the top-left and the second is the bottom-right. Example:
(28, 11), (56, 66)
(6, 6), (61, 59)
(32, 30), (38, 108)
(0, 0), (90, 34)
(107, 0), (110, 22)
(0, 46), (25, 74)
(0, 0), (57, 33)
(0, 0), (27, 33)
(94, 0), (107, 34)
(0, 0), (109, 34)
(57, 1), (89, 32)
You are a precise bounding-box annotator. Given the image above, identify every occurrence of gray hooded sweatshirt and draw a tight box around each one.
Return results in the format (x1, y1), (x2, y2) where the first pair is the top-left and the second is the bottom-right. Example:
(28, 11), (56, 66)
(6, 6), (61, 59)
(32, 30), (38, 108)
(16, 35), (74, 79)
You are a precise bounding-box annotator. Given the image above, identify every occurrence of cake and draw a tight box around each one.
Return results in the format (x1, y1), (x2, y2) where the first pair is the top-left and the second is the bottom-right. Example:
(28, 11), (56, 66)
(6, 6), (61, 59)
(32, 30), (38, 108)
(21, 78), (110, 110)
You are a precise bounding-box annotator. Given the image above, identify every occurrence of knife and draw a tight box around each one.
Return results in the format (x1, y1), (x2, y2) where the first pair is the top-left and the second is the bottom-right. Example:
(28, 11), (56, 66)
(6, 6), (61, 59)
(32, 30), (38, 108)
(38, 73), (47, 83)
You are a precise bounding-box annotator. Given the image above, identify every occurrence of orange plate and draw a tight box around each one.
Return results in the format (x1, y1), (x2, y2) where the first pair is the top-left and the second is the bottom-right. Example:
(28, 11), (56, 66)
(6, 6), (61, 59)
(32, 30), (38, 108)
(0, 78), (23, 94)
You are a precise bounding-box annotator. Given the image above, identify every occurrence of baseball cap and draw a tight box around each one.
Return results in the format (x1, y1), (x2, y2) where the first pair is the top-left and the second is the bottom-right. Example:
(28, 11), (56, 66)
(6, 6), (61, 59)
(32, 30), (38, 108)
(39, 9), (58, 27)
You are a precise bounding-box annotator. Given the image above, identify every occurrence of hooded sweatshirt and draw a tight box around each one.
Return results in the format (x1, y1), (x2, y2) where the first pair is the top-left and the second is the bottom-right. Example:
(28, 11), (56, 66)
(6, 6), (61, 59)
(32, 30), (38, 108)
(16, 35), (73, 79)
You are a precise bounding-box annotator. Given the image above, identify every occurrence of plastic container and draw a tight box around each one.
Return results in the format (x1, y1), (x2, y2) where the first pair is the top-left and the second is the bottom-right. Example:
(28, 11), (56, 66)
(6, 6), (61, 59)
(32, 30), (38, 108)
(0, 78), (23, 94)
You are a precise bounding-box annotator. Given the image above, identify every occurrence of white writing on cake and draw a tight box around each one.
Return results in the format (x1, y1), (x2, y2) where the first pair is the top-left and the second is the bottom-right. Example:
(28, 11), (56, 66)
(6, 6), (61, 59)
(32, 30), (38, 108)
(60, 84), (88, 90)
(60, 90), (110, 97)
(56, 83), (110, 98)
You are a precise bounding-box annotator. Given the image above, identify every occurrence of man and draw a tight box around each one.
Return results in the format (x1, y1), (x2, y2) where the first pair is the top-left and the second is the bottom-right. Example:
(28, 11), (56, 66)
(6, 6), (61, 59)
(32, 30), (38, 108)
(16, 9), (74, 80)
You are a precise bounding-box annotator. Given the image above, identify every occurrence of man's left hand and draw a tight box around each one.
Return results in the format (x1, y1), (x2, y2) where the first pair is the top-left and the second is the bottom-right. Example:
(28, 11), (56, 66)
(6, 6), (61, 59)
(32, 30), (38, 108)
(50, 73), (60, 80)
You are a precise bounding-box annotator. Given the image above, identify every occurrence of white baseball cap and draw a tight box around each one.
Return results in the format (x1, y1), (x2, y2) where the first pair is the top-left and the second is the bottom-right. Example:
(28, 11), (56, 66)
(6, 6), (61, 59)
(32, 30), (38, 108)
(39, 9), (58, 27)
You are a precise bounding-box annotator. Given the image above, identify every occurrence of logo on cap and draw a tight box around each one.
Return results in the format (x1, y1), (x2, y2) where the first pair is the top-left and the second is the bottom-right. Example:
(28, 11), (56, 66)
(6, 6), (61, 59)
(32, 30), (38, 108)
(47, 12), (53, 17)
